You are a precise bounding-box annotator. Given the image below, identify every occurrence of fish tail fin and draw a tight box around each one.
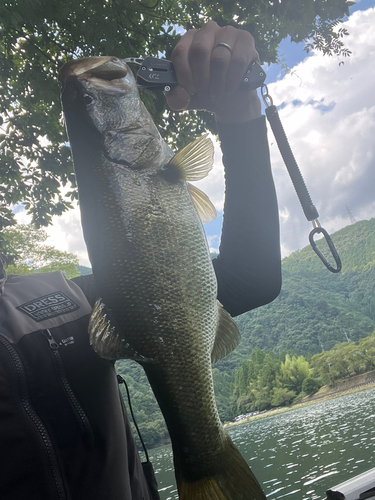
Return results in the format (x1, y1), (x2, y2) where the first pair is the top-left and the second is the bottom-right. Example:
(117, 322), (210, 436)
(177, 437), (267, 500)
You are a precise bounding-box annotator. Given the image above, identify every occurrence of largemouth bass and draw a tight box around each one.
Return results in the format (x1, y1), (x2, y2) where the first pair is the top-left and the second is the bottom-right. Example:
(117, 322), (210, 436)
(59, 56), (266, 500)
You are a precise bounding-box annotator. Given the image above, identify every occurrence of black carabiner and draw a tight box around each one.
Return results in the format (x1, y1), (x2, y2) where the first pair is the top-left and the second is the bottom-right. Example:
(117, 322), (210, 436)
(309, 226), (342, 273)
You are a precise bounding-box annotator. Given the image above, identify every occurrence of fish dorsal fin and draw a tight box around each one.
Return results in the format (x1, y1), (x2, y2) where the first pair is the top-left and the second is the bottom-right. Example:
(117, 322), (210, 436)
(211, 302), (241, 365)
(167, 135), (214, 182)
(188, 184), (217, 223)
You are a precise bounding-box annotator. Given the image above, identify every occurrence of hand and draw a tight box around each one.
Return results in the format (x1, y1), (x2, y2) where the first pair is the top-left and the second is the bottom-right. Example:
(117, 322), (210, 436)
(166, 21), (261, 124)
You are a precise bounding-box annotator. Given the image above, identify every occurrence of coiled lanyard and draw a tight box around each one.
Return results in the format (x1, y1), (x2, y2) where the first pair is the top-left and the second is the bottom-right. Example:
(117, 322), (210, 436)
(261, 84), (342, 273)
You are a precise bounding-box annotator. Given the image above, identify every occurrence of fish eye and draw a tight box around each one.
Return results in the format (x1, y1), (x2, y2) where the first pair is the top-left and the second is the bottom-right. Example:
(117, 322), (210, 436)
(82, 93), (93, 105)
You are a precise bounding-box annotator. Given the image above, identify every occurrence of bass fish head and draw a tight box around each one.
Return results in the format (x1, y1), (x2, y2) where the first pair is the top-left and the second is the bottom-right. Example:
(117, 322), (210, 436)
(59, 56), (172, 169)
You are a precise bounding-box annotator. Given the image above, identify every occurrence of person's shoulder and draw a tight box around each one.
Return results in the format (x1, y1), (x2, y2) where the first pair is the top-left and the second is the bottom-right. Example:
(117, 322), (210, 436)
(5, 270), (67, 285)
(3, 272), (85, 303)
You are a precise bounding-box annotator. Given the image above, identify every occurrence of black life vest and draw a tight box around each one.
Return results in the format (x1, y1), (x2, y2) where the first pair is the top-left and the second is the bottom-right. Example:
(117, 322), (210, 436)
(0, 270), (159, 500)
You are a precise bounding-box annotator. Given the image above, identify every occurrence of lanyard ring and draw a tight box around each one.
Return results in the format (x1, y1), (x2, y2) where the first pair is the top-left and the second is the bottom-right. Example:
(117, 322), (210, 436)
(309, 225), (342, 273)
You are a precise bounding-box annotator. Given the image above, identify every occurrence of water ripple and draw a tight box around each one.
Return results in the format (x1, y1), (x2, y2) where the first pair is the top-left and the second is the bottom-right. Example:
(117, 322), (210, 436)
(150, 387), (375, 499)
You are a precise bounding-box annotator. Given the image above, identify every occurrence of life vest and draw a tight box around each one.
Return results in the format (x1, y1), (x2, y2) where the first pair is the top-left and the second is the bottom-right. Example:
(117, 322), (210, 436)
(0, 270), (158, 500)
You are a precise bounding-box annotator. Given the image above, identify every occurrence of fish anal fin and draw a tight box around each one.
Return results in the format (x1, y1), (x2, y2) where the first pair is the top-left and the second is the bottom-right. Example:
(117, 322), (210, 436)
(89, 299), (152, 362)
(188, 183), (216, 223)
(211, 302), (240, 365)
(166, 135), (214, 182)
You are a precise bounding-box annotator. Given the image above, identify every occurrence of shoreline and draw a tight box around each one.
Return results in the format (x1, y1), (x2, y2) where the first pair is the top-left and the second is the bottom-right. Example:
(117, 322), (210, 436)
(224, 378), (375, 429)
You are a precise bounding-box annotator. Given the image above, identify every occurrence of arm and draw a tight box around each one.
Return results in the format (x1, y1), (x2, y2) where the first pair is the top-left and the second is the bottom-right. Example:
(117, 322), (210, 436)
(213, 117), (281, 317)
(167, 21), (281, 317)
(71, 273), (98, 307)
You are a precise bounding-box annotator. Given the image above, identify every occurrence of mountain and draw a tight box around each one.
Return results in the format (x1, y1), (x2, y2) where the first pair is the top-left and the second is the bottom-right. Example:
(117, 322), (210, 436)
(77, 265), (92, 275)
(216, 218), (375, 374)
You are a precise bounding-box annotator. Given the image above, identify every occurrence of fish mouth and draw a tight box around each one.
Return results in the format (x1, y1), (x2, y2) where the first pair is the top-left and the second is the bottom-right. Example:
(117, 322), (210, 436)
(58, 56), (131, 92)
(59, 56), (127, 81)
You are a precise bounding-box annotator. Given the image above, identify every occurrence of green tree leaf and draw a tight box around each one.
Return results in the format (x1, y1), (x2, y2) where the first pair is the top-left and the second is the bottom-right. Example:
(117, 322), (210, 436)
(1, 0), (351, 229)
(2, 223), (79, 278)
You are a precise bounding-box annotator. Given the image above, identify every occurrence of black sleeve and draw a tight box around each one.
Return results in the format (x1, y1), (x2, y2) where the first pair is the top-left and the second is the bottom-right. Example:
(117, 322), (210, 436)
(212, 116), (281, 317)
(71, 273), (98, 307)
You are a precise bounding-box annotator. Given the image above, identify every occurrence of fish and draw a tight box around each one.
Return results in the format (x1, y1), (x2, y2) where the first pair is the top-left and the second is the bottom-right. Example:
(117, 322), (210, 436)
(59, 56), (267, 500)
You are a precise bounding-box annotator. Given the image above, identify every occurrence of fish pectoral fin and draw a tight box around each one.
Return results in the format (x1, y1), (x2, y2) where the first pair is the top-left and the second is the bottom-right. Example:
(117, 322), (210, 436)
(187, 184), (217, 223)
(89, 300), (152, 362)
(167, 135), (214, 182)
(211, 302), (241, 364)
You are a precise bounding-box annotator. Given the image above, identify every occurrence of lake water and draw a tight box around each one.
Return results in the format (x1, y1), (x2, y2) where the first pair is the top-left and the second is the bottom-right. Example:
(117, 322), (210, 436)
(149, 387), (375, 499)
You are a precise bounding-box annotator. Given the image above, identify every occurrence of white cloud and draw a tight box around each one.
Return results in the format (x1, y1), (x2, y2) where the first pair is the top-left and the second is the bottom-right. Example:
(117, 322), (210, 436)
(45, 205), (91, 266)
(206, 234), (220, 254)
(267, 6), (375, 255)
(191, 137), (225, 212)
(14, 202), (91, 267)
(193, 7), (375, 258)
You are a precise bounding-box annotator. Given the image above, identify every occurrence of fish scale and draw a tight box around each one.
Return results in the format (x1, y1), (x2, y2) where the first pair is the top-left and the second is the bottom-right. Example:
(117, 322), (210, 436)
(59, 55), (267, 499)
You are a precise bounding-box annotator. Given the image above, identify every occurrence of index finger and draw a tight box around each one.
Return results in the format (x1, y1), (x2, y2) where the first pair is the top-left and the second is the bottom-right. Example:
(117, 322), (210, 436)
(170, 29), (197, 97)
(225, 30), (258, 95)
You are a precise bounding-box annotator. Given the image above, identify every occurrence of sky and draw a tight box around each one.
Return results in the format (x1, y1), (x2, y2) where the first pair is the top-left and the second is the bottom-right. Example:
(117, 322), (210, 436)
(15, 2), (375, 266)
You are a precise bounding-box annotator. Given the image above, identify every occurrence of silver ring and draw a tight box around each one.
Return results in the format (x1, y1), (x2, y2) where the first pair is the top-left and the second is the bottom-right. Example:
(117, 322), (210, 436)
(216, 42), (232, 54)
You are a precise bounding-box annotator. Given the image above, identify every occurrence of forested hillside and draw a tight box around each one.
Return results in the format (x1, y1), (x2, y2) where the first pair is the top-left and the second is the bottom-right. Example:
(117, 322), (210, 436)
(231, 332), (375, 415)
(117, 218), (375, 448)
(217, 218), (375, 373)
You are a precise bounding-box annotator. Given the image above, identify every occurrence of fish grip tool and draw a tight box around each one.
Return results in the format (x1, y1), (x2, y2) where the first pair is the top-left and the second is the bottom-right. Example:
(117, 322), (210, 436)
(124, 56), (267, 92)
(261, 84), (342, 273)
